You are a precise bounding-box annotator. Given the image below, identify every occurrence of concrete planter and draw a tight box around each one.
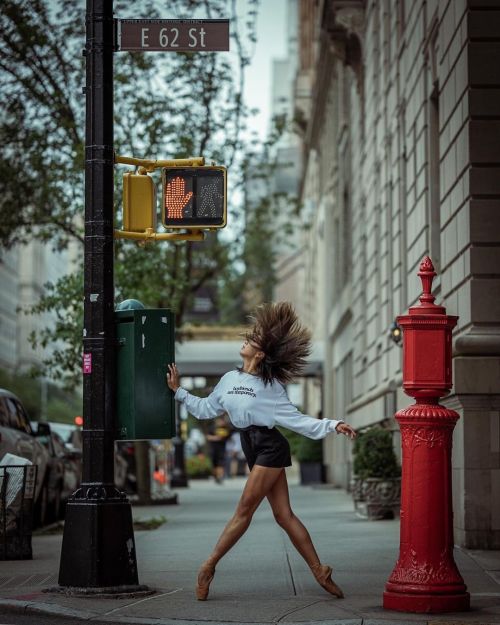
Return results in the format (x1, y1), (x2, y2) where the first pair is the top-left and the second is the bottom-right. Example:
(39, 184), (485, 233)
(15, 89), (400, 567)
(299, 462), (324, 485)
(352, 477), (401, 520)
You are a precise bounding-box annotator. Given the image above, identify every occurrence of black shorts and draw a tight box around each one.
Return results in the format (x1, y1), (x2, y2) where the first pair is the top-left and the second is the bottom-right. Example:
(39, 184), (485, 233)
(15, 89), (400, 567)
(239, 426), (292, 470)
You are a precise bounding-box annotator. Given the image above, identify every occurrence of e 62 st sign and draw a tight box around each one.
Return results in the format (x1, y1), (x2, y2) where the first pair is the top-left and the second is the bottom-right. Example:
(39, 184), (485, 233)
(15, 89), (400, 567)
(117, 19), (230, 52)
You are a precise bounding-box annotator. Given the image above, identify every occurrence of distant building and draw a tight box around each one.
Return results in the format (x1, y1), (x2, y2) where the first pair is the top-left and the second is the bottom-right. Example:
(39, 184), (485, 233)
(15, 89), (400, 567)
(0, 248), (19, 369)
(269, 0), (308, 322)
(183, 236), (221, 325)
(289, 0), (500, 549)
(0, 240), (74, 373)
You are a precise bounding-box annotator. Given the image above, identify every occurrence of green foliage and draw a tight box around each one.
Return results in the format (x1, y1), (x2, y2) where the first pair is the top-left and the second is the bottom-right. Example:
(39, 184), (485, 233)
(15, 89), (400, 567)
(25, 270), (83, 389)
(0, 369), (41, 419)
(186, 453), (213, 478)
(0, 0), (299, 387)
(352, 427), (401, 480)
(278, 427), (324, 463)
(277, 427), (302, 458)
(0, 368), (81, 422)
(46, 396), (81, 424)
(295, 436), (323, 463)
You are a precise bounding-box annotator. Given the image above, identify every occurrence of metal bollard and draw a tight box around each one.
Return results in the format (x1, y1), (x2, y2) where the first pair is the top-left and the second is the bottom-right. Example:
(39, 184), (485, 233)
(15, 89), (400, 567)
(383, 257), (470, 613)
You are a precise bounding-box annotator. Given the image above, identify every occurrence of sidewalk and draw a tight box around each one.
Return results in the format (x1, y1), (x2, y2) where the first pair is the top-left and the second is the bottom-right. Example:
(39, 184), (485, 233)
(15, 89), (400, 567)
(0, 474), (499, 625)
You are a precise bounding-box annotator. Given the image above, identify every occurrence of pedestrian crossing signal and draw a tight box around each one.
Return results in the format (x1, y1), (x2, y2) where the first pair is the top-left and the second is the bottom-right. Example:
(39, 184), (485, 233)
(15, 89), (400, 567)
(162, 166), (227, 229)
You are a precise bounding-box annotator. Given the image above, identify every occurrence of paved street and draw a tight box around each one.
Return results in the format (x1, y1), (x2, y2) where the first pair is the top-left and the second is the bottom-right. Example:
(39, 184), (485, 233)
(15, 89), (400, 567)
(0, 474), (499, 625)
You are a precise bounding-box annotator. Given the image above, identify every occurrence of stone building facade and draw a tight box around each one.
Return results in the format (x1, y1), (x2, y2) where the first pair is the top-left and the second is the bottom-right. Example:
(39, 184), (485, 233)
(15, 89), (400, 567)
(290, 0), (500, 549)
(0, 241), (75, 373)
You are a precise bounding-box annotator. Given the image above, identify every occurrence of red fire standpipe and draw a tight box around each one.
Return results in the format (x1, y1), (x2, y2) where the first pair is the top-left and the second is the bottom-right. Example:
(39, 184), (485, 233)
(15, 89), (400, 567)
(383, 257), (470, 613)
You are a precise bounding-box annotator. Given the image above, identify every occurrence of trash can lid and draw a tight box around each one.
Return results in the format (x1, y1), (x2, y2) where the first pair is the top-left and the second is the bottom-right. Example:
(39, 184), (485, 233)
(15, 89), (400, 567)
(116, 299), (145, 310)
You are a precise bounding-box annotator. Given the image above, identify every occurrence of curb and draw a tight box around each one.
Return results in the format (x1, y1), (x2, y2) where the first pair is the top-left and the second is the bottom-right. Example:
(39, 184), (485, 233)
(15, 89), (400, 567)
(0, 598), (99, 620)
(0, 598), (447, 625)
(1, 599), (498, 625)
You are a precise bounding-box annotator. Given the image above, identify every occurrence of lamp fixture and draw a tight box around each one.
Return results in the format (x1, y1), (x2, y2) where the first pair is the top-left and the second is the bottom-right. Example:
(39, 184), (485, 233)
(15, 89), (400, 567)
(389, 320), (403, 346)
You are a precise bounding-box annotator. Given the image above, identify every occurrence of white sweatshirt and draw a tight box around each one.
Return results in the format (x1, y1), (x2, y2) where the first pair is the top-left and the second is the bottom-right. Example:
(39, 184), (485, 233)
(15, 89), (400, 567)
(174, 369), (343, 440)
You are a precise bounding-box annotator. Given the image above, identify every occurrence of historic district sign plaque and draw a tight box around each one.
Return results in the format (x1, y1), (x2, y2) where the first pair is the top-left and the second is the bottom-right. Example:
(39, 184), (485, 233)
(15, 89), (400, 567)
(117, 19), (230, 52)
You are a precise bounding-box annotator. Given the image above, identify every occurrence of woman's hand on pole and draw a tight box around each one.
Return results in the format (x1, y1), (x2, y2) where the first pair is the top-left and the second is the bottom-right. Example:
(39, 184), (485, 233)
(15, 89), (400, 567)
(335, 422), (357, 439)
(166, 363), (180, 392)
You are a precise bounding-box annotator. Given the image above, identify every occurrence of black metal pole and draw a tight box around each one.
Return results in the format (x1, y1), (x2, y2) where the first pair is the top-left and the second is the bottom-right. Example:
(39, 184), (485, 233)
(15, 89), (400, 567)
(58, 0), (141, 591)
(170, 404), (188, 488)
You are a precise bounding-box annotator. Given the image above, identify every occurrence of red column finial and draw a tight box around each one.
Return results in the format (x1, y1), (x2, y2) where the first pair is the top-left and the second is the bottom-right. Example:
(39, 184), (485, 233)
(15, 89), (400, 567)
(417, 256), (436, 307)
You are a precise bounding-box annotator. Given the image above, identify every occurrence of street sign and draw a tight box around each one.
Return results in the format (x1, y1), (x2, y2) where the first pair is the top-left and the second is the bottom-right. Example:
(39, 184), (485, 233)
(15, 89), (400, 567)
(117, 19), (230, 52)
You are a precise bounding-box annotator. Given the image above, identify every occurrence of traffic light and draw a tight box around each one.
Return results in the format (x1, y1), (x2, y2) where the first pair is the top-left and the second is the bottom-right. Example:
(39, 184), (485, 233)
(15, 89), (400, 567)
(122, 172), (156, 232)
(162, 166), (227, 229)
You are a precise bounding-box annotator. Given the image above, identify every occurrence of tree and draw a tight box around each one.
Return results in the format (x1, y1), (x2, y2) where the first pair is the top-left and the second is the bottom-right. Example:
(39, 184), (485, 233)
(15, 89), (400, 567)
(0, 0), (258, 249)
(237, 114), (302, 316)
(1, 0), (284, 388)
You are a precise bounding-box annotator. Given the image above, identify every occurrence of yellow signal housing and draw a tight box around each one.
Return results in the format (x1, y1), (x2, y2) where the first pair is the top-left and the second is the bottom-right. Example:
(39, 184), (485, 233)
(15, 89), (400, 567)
(122, 172), (156, 232)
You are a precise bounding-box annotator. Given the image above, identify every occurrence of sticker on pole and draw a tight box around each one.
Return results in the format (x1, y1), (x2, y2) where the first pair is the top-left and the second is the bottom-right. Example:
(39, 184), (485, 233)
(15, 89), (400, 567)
(83, 353), (92, 374)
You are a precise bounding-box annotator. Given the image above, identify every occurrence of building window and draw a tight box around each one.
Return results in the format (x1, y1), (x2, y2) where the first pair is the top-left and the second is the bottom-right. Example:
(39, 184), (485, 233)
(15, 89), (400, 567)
(398, 107), (408, 312)
(334, 216), (341, 294)
(334, 353), (353, 421)
(342, 185), (352, 287)
(426, 25), (440, 271)
(397, 0), (405, 46)
(428, 84), (440, 270)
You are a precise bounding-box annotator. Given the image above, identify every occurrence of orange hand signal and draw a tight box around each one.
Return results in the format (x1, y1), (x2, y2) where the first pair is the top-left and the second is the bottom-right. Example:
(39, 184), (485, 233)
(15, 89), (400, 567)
(165, 176), (193, 219)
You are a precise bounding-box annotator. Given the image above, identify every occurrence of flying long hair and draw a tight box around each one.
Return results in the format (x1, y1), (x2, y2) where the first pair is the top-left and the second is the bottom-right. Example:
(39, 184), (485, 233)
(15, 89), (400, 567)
(246, 302), (312, 385)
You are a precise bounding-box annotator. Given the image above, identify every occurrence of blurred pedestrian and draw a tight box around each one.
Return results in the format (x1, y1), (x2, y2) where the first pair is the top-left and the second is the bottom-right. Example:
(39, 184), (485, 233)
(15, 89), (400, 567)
(207, 414), (231, 483)
(167, 301), (356, 601)
(185, 427), (205, 458)
(224, 430), (246, 477)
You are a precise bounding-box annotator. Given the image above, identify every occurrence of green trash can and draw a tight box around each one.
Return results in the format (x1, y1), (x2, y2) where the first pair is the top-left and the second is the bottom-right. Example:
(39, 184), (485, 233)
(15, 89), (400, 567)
(115, 306), (176, 440)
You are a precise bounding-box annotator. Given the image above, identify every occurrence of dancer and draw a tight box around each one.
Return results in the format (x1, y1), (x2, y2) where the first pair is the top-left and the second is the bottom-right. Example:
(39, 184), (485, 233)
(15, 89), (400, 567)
(167, 302), (356, 601)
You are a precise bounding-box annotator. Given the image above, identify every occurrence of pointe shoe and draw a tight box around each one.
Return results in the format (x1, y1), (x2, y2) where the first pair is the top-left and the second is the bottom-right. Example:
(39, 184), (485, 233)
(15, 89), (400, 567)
(310, 563), (344, 598)
(196, 563), (216, 601)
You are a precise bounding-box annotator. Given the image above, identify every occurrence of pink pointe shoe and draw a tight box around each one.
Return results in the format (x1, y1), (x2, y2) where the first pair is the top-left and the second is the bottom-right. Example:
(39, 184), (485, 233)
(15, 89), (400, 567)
(310, 563), (344, 598)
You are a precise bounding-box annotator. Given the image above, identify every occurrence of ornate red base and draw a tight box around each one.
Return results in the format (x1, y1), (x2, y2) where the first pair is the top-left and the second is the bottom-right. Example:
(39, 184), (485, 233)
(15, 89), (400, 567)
(383, 590), (470, 613)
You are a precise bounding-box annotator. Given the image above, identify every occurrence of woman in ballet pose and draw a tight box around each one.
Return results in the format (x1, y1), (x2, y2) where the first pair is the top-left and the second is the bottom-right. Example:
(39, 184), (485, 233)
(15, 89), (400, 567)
(167, 302), (356, 601)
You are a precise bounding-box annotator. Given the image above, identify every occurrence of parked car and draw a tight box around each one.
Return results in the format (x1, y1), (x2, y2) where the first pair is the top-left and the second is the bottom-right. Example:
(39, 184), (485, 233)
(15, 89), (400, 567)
(45, 420), (128, 493)
(32, 423), (82, 519)
(48, 422), (82, 451)
(0, 389), (51, 525)
(115, 441), (137, 494)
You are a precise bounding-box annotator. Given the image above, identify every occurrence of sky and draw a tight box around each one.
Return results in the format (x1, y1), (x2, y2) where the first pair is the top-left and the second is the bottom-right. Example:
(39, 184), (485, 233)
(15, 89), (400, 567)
(240, 0), (288, 140)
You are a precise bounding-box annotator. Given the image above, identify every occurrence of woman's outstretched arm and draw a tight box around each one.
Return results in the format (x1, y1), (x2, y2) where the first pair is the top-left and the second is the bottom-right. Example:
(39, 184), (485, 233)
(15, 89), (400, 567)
(167, 363), (226, 420)
(273, 390), (356, 439)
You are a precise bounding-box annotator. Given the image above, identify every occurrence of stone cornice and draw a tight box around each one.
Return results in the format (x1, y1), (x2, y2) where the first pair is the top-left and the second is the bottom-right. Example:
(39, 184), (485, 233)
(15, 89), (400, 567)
(331, 1), (365, 41)
(442, 394), (500, 412)
(299, 0), (365, 200)
(454, 325), (500, 357)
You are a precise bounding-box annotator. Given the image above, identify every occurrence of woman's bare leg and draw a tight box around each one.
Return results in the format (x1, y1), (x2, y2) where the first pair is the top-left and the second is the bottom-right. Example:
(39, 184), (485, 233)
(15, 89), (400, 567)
(199, 465), (283, 582)
(267, 471), (344, 597)
(266, 470), (321, 568)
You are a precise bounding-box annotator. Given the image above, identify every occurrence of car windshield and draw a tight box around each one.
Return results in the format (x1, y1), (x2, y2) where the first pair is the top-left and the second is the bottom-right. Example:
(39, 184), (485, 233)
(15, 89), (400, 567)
(48, 423), (75, 442)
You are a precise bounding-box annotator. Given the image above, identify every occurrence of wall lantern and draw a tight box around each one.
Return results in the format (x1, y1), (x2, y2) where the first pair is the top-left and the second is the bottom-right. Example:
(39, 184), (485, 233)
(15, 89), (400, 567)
(389, 320), (402, 346)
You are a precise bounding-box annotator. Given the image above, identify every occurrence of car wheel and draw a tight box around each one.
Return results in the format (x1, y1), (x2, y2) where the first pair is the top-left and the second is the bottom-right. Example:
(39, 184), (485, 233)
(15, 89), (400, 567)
(50, 483), (62, 522)
(35, 480), (49, 527)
